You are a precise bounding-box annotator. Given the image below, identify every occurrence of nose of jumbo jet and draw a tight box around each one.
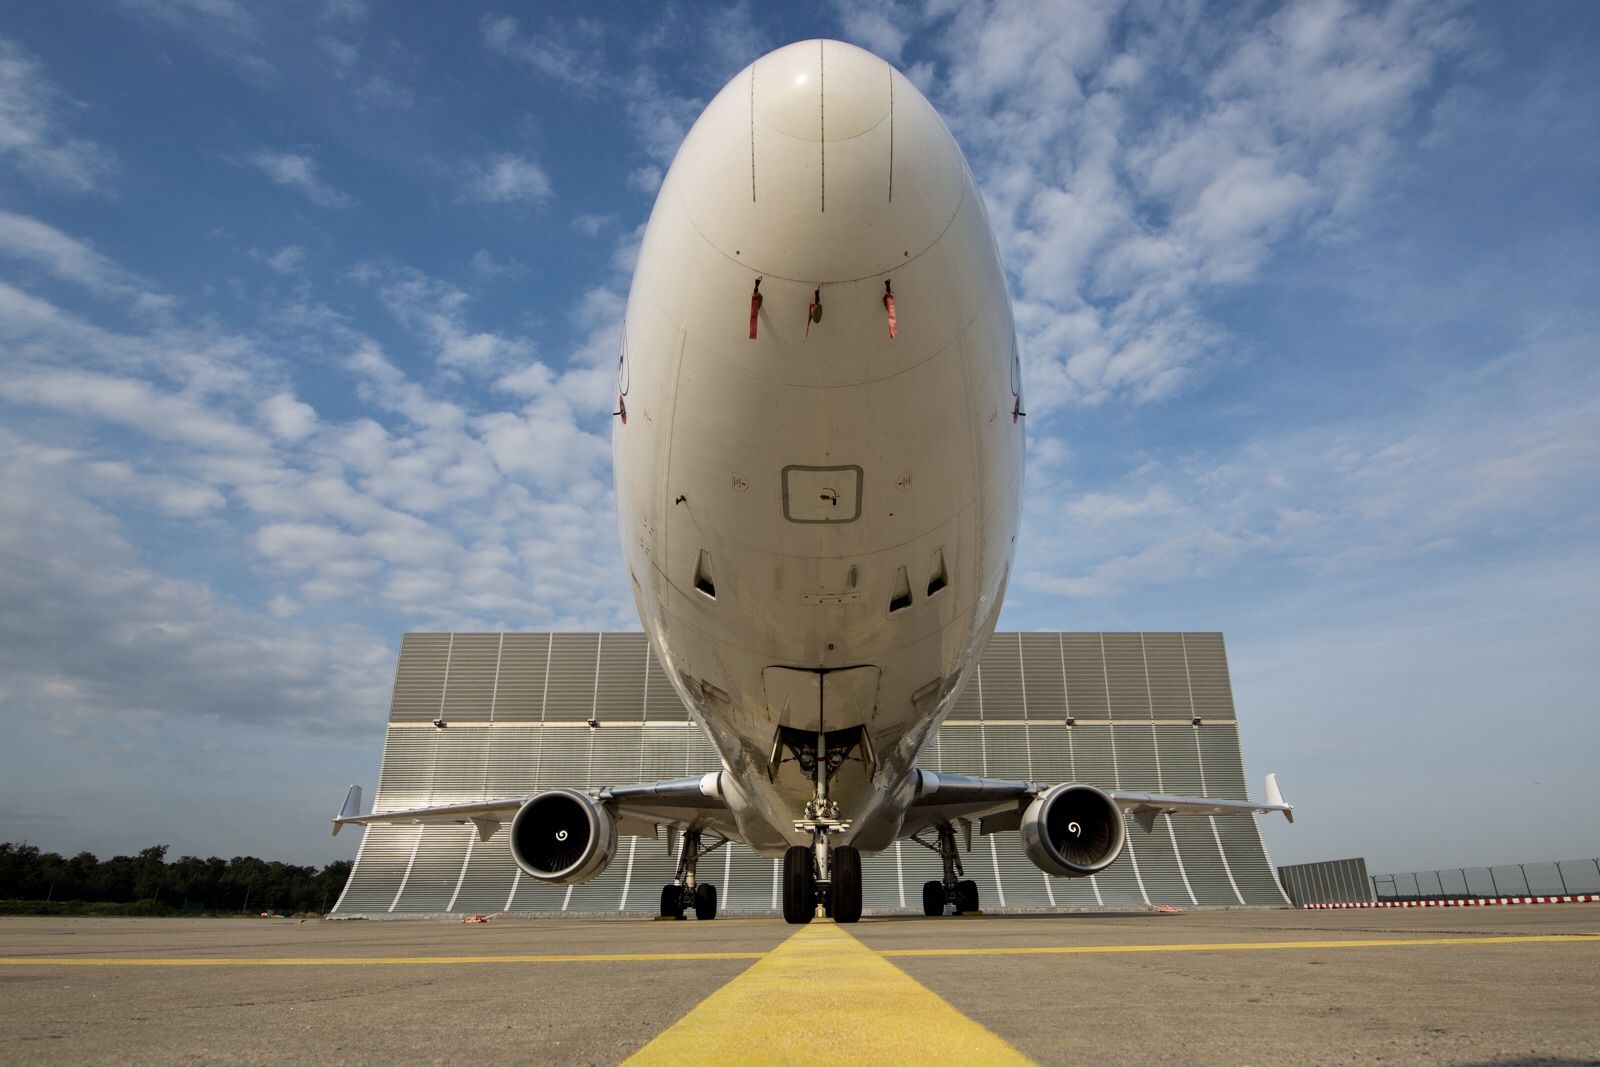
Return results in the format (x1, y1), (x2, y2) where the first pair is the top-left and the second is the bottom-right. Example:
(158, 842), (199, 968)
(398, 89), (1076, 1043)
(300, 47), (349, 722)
(668, 40), (968, 285)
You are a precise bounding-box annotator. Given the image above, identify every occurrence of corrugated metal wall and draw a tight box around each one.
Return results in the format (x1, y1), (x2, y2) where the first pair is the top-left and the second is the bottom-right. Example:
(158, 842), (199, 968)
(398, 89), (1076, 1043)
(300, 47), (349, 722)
(334, 632), (1291, 915)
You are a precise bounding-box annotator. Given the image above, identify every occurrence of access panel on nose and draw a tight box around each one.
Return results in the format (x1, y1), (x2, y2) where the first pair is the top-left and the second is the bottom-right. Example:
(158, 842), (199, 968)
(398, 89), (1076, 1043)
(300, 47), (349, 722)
(782, 464), (862, 523)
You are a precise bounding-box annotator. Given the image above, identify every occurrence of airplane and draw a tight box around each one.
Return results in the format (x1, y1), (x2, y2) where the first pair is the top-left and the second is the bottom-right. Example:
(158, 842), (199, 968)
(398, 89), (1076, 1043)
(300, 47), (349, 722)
(333, 39), (1292, 924)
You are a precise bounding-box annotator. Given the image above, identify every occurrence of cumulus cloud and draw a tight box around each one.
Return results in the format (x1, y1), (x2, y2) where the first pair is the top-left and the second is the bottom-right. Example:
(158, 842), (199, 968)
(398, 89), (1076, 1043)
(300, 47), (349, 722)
(0, 206), (635, 741)
(895, 0), (1466, 412)
(1019, 328), (1600, 600)
(463, 152), (552, 204)
(251, 150), (351, 208)
(0, 435), (393, 736)
(0, 38), (118, 194)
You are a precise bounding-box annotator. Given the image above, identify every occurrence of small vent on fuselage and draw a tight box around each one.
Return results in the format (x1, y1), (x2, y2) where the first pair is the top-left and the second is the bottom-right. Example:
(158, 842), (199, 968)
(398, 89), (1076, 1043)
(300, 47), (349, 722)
(889, 566), (912, 613)
(927, 547), (948, 597)
(694, 550), (717, 600)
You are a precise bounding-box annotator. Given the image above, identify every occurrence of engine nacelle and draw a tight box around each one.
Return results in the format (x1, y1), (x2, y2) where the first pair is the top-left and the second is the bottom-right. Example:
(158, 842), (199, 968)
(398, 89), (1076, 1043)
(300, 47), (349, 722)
(509, 788), (617, 885)
(1020, 783), (1125, 878)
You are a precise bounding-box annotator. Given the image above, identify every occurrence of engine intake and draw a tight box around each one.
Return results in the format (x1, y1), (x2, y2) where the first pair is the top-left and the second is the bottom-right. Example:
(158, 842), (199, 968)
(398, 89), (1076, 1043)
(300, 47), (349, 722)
(1020, 783), (1125, 877)
(509, 789), (617, 885)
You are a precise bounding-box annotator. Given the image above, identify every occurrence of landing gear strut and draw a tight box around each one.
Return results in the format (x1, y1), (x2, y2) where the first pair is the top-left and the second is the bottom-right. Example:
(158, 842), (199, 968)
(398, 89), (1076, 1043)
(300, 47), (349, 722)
(913, 824), (980, 916)
(775, 721), (867, 925)
(659, 829), (726, 920)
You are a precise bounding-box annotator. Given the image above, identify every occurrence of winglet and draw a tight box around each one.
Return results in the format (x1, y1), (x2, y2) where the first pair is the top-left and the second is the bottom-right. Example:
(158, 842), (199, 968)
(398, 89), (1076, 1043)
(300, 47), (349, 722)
(1264, 774), (1293, 823)
(332, 784), (362, 836)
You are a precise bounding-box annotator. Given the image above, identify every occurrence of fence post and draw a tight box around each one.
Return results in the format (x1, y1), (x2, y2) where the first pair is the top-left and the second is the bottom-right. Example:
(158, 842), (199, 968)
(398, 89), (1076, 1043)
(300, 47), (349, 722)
(1556, 862), (1569, 896)
(1519, 864), (1530, 895)
(1489, 868), (1501, 896)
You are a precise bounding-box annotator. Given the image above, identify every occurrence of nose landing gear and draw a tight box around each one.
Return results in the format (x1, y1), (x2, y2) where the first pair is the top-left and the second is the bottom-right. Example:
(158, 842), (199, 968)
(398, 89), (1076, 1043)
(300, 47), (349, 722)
(781, 841), (862, 924)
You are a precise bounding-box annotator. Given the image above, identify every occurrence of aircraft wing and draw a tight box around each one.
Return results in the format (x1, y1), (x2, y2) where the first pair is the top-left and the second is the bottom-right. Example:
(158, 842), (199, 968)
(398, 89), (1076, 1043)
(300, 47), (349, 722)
(903, 770), (1293, 837)
(330, 774), (742, 842)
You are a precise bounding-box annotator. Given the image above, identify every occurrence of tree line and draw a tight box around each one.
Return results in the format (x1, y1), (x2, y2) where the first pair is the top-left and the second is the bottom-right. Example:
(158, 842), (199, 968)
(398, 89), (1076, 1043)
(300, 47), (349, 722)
(0, 842), (351, 915)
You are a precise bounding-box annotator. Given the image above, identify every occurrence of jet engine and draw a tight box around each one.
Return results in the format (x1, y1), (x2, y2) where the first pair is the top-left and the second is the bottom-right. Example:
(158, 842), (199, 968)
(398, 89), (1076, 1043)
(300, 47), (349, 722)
(509, 788), (617, 884)
(1020, 783), (1125, 877)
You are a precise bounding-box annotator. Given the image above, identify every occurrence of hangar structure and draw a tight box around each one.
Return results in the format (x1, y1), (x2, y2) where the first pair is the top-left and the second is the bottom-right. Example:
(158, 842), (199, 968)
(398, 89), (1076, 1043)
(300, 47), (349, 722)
(333, 632), (1291, 915)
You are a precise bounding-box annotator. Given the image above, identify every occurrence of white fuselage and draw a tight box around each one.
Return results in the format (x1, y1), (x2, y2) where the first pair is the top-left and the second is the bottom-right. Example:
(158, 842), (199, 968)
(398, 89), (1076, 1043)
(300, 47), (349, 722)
(614, 40), (1023, 856)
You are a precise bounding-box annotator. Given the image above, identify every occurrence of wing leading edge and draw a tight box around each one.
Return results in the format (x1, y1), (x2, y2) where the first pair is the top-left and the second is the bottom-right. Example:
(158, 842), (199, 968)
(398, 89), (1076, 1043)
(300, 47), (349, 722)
(329, 774), (742, 843)
(906, 770), (1293, 837)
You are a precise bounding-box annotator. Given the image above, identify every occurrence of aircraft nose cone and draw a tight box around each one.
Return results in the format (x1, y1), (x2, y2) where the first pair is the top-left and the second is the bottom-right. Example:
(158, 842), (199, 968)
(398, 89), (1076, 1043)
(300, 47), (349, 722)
(668, 39), (968, 284)
(752, 38), (890, 143)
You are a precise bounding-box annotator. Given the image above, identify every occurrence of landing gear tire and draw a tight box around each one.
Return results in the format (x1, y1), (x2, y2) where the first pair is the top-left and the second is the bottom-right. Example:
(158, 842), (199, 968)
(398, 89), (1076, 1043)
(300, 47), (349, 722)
(660, 883), (685, 920)
(922, 880), (944, 917)
(829, 845), (863, 923)
(693, 883), (718, 921)
(782, 845), (815, 924)
(957, 879), (980, 915)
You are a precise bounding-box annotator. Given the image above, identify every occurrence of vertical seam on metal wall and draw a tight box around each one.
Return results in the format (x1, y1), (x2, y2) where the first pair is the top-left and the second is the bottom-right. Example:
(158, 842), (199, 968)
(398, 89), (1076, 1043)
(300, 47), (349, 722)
(488, 633), (503, 723)
(1144, 635), (1198, 906)
(618, 836), (637, 911)
(988, 837), (1007, 907)
(446, 827), (475, 913)
(388, 826), (424, 913)
(1102, 633), (1151, 904)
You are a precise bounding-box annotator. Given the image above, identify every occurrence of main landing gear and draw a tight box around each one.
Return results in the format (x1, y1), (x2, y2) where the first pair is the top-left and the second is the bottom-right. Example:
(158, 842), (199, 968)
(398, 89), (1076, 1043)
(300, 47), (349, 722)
(912, 823), (980, 916)
(659, 829), (726, 920)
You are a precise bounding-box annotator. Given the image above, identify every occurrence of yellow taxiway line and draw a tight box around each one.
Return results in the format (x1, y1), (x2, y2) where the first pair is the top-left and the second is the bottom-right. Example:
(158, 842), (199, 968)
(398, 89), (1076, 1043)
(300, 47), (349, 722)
(1, 932), (1593, 968)
(622, 920), (1032, 1067)
(879, 933), (1600, 957)
(0, 951), (767, 966)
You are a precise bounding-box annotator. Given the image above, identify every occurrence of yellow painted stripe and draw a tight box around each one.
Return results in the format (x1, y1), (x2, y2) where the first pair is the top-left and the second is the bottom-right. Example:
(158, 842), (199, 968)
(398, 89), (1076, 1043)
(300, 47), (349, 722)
(0, 951), (766, 967)
(622, 920), (1032, 1067)
(880, 933), (1600, 958)
(6, 932), (1592, 969)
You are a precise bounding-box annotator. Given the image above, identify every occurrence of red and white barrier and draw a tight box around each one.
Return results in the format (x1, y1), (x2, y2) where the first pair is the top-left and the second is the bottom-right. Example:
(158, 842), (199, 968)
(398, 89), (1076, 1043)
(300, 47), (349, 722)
(1305, 895), (1599, 909)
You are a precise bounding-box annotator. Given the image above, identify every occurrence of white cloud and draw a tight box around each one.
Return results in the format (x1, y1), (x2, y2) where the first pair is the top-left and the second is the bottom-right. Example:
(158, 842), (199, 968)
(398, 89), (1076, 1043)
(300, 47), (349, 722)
(1019, 327), (1600, 600)
(0, 211), (635, 748)
(365, 267), (537, 375)
(627, 166), (663, 194)
(463, 152), (552, 204)
(0, 435), (392, 736)
(911, 0), (1464, 412)
(263, 245), (304, 274)
(0, 38), (118, 194)
(480, 14), (605, 93)
(251, 150), (352, 208)
(0, 210), (139, 295)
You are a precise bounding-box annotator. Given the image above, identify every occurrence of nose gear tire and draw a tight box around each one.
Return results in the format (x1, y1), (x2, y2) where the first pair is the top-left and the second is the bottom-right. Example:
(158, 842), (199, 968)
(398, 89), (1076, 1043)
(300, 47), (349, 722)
(829, 845), (863, 923)
(781, 845), (815, 924)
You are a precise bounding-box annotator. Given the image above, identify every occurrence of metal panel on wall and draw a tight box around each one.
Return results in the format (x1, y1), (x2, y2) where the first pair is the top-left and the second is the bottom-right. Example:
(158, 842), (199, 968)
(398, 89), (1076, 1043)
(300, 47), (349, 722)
(335, 632), (1290, 915)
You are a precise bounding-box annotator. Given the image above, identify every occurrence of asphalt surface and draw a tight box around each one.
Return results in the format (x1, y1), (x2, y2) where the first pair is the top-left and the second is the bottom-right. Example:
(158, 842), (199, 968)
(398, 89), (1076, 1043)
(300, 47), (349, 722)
(1, 905), (1596, 1066)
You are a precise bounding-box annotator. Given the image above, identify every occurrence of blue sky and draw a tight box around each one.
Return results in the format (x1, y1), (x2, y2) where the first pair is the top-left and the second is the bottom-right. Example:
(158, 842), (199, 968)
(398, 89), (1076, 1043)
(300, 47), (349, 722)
(0, 0), (1595, 875)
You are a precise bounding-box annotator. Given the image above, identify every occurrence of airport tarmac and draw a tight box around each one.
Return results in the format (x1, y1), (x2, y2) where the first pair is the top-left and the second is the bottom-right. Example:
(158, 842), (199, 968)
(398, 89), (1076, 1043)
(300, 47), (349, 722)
(1, 905), (1597, 1066)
